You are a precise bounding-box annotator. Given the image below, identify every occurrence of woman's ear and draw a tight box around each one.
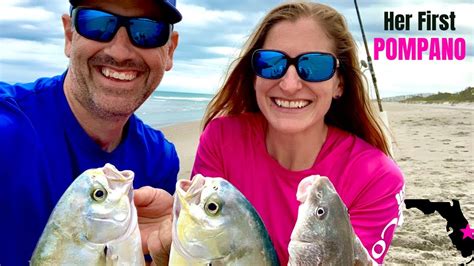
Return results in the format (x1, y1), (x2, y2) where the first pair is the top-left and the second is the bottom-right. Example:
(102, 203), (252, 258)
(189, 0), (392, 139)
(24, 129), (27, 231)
(333, 75), (344, 99)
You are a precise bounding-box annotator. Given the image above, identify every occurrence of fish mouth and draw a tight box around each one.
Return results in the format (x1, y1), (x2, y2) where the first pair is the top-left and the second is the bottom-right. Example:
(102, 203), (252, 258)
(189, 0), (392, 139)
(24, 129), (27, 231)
(185, 230), (226, 244)
(172, 175), (205, 236)
(102, 163), (134, 190)
(296, 175), (336, 203)
(86, 213), (130, 223)
(176, 174), (206, 205)
(83, 214), (132, 244)
(313, 175), (336, 193)
(85, 204), (132, 227)
(173, 175), (225, 260)
(289, 237), (313, 244)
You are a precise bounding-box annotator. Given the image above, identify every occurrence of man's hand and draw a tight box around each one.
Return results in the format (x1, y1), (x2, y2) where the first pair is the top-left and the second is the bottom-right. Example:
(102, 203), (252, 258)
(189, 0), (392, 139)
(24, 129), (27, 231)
(134, 186), (174, 266)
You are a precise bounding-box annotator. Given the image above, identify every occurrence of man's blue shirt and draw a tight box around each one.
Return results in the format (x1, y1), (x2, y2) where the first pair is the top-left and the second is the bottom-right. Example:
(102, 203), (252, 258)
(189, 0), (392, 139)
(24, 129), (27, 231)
(0, 72), (179, 264)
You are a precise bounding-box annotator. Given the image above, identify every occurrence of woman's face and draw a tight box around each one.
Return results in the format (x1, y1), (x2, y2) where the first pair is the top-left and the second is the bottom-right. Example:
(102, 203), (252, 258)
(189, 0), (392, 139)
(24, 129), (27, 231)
(255, 17), (342, 135)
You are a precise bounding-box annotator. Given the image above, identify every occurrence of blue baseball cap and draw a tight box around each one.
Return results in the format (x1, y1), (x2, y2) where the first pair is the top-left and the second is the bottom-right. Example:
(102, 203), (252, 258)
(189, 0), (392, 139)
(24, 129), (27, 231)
(69, 0), (182, 24)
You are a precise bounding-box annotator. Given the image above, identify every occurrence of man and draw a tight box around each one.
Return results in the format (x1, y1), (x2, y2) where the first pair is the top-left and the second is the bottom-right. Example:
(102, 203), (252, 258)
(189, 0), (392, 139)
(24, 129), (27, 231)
(0, 0), (181, 264)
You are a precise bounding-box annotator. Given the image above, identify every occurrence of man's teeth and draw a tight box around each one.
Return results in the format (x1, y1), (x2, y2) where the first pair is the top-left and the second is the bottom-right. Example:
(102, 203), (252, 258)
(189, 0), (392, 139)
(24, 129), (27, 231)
(101, 67), (137, 81)
(274, 98), (310, 109)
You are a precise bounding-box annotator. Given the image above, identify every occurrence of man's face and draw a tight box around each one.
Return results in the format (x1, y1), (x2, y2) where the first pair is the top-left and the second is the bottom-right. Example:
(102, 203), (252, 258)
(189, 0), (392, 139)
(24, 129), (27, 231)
(62, 0), (178, 120)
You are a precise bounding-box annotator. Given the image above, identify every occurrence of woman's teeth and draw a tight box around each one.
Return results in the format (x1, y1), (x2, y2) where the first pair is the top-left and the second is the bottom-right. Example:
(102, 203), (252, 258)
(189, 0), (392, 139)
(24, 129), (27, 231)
(274, 98), (310, 109)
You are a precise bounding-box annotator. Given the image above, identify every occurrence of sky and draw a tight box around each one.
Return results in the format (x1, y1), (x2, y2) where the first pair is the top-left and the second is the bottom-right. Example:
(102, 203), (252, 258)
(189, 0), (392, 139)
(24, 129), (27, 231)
(0, 0), (472, 98)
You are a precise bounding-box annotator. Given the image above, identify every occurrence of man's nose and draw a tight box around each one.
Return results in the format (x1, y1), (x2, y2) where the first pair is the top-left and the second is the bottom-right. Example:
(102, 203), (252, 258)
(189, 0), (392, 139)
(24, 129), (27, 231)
(103, 27), (136, 62)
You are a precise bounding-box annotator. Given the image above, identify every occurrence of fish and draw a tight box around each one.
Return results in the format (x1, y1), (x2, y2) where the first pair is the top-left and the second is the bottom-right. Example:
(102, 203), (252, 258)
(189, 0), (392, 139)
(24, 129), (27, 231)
(169, 174), (280, 265)
(30, 163), (144, 265)
(288, 175), (376, 266)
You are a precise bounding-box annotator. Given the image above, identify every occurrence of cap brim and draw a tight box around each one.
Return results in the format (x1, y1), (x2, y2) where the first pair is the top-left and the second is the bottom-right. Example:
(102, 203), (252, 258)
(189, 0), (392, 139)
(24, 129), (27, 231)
(160, 1), (182, 24)
(68, 0), (182, 24)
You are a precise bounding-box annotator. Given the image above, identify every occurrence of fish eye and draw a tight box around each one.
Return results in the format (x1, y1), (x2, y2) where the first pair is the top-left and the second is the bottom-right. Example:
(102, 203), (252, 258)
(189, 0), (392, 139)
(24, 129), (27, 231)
(205, 201), (220, 216)
(91, 188), (107, 202)
(316, 207), (326, 218)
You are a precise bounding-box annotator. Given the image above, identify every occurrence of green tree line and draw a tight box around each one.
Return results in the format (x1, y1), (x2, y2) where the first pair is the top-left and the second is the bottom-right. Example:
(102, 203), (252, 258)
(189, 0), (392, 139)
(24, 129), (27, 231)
(401, 87), (473, 103)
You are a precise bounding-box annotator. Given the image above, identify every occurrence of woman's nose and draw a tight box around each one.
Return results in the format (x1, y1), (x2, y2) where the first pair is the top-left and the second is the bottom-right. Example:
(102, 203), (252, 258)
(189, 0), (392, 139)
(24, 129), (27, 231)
(279, 65), (303, 94)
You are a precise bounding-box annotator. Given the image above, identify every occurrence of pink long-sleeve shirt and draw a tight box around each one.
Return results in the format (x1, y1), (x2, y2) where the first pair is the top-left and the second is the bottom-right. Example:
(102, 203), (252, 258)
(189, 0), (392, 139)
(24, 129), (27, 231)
(192, 113), (405, 264)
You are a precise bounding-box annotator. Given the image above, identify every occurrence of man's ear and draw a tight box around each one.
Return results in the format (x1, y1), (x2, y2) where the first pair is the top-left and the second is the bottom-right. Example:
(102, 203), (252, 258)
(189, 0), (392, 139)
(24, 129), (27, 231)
(165, 31), (179, 71)
(62, 14), (73, 58)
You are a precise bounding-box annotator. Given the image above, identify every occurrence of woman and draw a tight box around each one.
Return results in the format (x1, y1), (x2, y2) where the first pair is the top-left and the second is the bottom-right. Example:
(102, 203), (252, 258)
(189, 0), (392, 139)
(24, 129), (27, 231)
(192, 1), (405, 264)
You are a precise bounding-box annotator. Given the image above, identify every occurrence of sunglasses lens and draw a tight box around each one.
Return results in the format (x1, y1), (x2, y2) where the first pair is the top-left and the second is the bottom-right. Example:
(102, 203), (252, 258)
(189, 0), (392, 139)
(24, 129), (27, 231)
(252, 50), (288, 79)
(75, 9), (118, 42)
(252, 50), (337, 82)
(73, 8), (171, 48)
(298, 53), (336, 82)
(129, 19), (170, 48)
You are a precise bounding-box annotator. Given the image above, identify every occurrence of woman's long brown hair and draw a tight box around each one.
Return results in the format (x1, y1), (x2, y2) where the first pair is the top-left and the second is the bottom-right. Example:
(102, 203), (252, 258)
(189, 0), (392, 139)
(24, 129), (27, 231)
(203, 1), (391, 157)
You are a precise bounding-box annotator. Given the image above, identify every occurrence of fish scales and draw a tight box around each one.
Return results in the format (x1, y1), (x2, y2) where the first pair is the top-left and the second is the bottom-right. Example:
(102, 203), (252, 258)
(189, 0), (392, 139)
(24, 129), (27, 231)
(30, 163), (144, 265)
(288, 175), (376, 266)
(170, 174), (280, 266)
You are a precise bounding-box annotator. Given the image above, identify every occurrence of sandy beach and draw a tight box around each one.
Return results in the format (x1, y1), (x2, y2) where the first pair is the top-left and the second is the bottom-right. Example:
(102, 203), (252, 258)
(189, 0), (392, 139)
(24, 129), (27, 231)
(159, 120), (202, 179)
(384, 102), (473, 265)
(158, 102), (473, 264)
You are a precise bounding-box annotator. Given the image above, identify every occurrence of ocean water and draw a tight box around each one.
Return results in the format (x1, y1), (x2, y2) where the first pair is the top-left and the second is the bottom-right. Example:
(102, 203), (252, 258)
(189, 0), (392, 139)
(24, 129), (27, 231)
(136, 90), (214, 128)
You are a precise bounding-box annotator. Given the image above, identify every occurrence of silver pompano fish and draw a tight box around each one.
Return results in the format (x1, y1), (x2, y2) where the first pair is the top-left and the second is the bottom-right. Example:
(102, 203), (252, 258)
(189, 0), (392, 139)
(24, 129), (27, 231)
(288, 175), (376, 266)
(170, 174), (280, 265)
(31, 163), (144, 265)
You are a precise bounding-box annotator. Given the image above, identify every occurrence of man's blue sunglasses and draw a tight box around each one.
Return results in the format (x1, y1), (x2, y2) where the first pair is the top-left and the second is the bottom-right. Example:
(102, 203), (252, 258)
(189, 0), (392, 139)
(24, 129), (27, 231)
(71, 7), (172, 49)
(251, 49), (339, 82)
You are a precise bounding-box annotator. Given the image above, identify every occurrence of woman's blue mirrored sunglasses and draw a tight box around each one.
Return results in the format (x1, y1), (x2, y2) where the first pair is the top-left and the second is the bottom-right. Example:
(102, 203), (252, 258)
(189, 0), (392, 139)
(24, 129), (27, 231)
(71, 7), (172, 49)
(251, 49), (339, 82)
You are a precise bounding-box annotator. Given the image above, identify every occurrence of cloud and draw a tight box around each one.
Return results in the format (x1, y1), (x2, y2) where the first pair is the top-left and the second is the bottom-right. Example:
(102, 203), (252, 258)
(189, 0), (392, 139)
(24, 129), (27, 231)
(180, 0), (282, 13)
(0, 0), (472, 97)
(371, 56), (473, 97)
(0, 1), (66, 43)
(0, 7), (53, 22)
(160, 57), (232, 94)
(0, 38), (68, 83)
(321, 0), (473, 97)
(179, 3), (245, 28)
